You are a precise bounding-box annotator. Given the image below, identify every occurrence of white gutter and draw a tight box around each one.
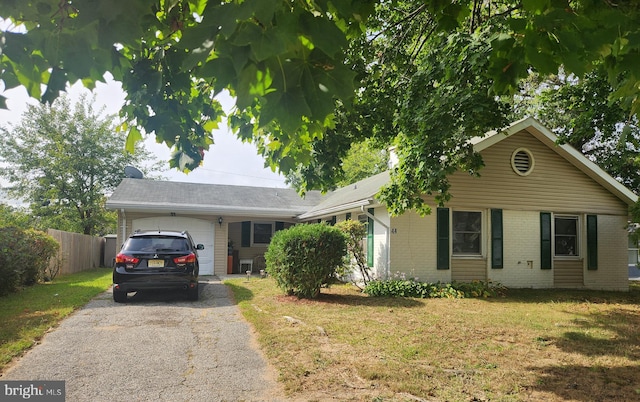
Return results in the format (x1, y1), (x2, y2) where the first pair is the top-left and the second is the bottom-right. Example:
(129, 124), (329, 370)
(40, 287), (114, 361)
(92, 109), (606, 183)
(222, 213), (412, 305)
(298, 199), (373, 220)
(106, 202), (308, 218)
(361, 205), (391, 279)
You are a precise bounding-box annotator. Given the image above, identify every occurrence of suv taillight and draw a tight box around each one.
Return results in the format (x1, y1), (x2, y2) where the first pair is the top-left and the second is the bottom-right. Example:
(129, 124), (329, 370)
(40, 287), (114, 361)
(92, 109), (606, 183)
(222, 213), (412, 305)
(174, 253), (196, 264)
(115, 253), (140, 264)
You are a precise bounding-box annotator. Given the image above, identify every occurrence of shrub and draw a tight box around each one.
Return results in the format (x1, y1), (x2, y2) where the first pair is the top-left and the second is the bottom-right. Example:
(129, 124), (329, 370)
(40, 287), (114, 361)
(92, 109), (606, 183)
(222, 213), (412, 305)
(0, 227), (59, 296)
(265, 223), (347, 298)
(363, 279), (505, 299)
(0, 227), (22, 296)
(335, 220), (372, 286)
(23, 229), (59, 285)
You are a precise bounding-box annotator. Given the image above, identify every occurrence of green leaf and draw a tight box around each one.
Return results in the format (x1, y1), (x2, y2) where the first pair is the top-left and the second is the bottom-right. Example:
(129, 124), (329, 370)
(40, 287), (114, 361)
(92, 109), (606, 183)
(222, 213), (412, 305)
(199, 57), (237, 93)
(522, 0), (550, 13)
(125, 126), (143, 154)
(308, 56), (356, 103)
(261, 88), (310, 133)
(246, 0), (279, 25)
(202, 1), (253, 38)
(181, 39), (215, 71)
(525, 47), (557, 75)
(236, 63), (261, 110)
(41, 67), (68, 105)
(202, 120), (219, 132)
(170, 148), (199, 171)
(250, 27), (288, 62)
(177, 23), (217, 49)
(299, 13), (347, 58)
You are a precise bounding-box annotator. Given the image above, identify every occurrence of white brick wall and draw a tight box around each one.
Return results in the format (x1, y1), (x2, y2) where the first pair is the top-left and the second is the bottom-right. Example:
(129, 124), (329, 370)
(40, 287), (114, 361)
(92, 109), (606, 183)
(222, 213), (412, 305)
(584, 214), (629, 291)
(488, 210), (554, 288)
(389, 211), (451, 283)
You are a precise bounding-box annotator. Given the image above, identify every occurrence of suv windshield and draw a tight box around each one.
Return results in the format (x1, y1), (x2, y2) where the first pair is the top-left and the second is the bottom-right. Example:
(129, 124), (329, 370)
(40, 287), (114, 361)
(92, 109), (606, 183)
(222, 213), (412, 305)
(124, 236), (190, 252)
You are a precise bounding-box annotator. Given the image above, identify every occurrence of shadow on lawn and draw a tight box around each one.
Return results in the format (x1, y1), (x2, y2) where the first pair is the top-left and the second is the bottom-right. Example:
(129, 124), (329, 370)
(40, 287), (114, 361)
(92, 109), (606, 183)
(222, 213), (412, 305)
(225, 280), (423, 308)
(529, 306), (640, 400)
(286, 291), (424, 308)
(486, 286), (640, 305)
(530, 364), (640, 401)
(551, 308), (640, 361)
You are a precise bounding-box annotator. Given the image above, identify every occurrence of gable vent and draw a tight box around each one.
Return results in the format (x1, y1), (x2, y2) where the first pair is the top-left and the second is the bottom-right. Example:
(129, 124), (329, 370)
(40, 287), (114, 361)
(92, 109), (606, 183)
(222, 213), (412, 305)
(511, 148), (534, 176)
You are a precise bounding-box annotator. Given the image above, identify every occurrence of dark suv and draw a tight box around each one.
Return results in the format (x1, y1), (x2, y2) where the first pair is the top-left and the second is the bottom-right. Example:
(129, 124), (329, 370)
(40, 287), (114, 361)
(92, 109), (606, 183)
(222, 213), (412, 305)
(112, 230), (204, 303)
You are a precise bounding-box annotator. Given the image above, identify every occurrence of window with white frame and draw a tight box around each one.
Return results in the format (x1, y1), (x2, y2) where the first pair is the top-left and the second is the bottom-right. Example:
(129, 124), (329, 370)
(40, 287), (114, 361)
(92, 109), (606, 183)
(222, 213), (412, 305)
(253, 222), (274, 245)
(452, 211), (482, 255)
(555, 216), (578, 256)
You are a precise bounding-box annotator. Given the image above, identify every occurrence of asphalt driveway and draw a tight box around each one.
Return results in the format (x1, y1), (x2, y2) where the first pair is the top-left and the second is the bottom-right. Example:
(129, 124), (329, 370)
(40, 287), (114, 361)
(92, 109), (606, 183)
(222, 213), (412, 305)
(1, 277), (285, 401)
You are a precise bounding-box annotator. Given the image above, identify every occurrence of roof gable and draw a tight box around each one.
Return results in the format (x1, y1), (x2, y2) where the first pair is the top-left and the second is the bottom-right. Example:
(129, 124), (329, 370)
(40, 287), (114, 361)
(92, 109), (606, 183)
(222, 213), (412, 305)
(301, 117), (637, 219)
(472, 117), (637, 205)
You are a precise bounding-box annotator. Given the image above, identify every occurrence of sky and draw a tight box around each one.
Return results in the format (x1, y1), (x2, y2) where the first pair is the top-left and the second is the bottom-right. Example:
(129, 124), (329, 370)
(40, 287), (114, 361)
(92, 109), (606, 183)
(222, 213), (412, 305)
(0, 75), (288, 189)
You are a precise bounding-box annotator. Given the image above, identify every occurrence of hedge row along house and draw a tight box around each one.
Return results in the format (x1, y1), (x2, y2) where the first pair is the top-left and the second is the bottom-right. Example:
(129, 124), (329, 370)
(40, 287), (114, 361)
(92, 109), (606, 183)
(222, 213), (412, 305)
(107, 117), (638, 290)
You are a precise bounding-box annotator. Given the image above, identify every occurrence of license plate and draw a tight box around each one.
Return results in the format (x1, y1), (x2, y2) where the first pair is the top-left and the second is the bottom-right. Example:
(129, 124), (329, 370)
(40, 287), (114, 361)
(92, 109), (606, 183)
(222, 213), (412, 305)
(148, 259), (164, 268)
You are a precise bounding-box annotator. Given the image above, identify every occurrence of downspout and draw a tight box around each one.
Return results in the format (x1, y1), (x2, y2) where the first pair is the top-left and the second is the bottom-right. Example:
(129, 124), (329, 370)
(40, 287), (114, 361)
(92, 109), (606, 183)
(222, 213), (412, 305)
(120, 209), (126, 247)
(360, 205), (391, 279)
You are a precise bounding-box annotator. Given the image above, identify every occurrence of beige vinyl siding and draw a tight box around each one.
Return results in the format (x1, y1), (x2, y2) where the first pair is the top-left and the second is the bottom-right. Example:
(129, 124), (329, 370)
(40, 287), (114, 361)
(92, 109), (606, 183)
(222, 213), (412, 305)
(451, 258), (487, 282)
(445, 131), (628, 216)
(553, 260), (584, 288)
(213, 223), (227, 275)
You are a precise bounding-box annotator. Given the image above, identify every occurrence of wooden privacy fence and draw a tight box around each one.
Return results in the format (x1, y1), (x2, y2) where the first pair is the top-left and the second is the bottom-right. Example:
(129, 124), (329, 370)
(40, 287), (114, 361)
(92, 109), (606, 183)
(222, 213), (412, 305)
(47, 229), (105, 275)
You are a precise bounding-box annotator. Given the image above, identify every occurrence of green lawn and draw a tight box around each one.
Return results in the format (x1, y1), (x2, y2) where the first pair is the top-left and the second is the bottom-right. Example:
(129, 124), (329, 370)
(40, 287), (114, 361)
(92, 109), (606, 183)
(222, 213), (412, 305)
(3, 270), (638, 401)
(227, 278), (640, 401)
(0, 268), (112, 372)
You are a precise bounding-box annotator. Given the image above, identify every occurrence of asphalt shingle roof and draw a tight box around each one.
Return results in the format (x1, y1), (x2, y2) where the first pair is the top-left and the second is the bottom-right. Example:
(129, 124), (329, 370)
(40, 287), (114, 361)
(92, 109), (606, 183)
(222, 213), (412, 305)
(106, 179), (324, 218)
(298, 171), (390, 219)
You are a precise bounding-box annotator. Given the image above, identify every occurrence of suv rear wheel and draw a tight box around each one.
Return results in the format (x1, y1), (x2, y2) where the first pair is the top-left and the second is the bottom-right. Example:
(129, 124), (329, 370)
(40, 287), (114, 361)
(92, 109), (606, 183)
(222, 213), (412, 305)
(113, 289), (127, 303)
(187, 283), (199, 301)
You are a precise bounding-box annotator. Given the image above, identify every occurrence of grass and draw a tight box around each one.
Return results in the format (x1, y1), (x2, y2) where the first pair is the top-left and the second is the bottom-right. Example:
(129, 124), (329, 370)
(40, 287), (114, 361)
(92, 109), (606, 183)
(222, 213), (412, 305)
(226, 278), (640, 401)
(0, 268), (112, 373)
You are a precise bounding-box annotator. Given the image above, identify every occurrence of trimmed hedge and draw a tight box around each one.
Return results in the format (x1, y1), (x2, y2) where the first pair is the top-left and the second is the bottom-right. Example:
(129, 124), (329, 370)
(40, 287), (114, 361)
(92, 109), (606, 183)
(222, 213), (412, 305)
(265, 223), (347, 298)
(0, 227), (59, 296)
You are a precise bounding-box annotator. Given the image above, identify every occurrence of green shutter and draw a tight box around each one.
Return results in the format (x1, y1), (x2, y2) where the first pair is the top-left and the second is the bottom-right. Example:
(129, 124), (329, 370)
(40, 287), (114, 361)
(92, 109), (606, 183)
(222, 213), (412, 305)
(540, 213), (552, 269)
(330, 216), (337, 226)
(367, 208), (374, 267)
(437, 208), (450, 270)
(587, 215), (598, 270)
(275, 221), (285, 232)
(241, 221), (251, 247)
(346, 213), (351, 220)
(491, 209), (503, 269)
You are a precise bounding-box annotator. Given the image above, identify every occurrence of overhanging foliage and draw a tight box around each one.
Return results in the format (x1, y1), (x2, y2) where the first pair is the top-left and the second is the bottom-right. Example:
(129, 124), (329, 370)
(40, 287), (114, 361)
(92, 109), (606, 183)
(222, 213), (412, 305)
(1, 0), (639, 213)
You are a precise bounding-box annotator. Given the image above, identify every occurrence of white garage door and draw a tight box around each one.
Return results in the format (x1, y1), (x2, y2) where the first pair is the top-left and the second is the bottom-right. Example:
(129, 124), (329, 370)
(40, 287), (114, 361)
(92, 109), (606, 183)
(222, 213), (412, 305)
(132, 217), (215, 275)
